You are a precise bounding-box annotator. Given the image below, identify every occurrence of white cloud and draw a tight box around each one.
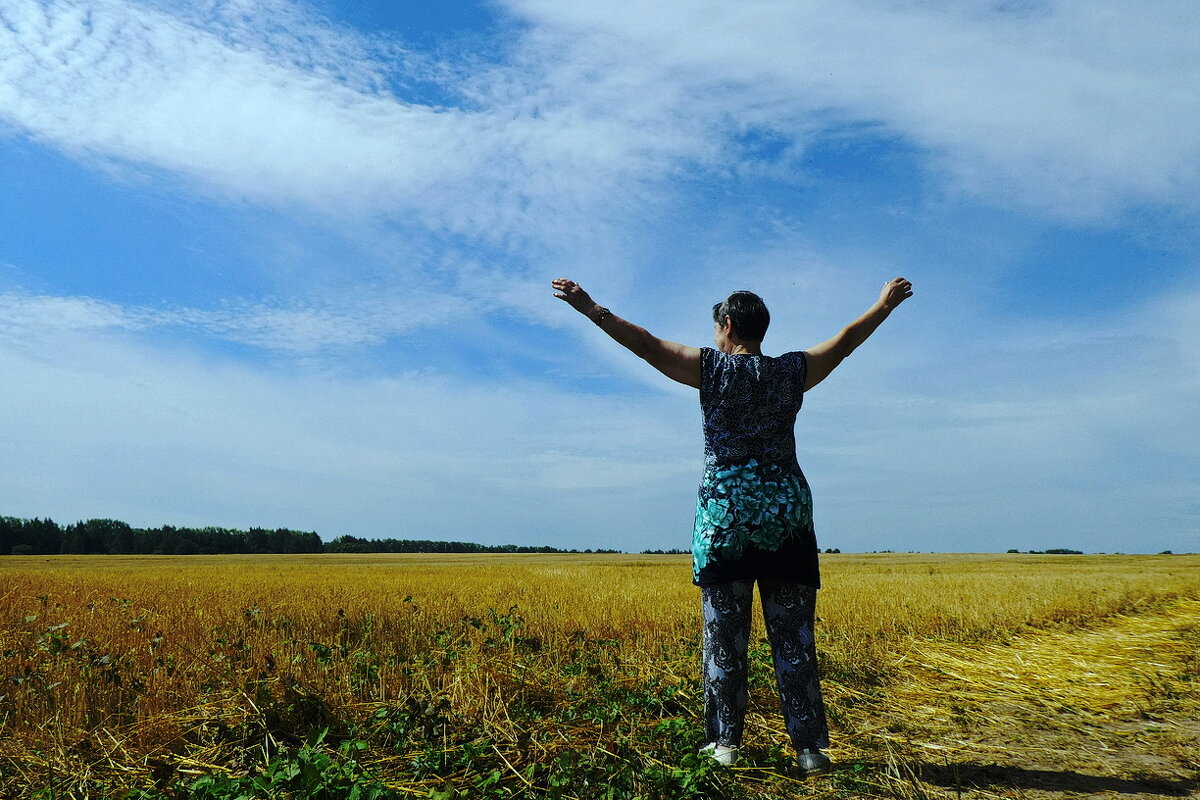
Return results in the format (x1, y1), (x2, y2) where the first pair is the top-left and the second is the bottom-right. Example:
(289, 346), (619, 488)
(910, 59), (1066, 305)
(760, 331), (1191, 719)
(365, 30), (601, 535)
(2, 0), (1195, 271)
(0, 1), (473, 200)
(0, 0), (694, 263)
(1, 0), (1197, 554)
(504, 0), (1200, 220)
(0, 290), (468, 353)
(1, 275), (1197, 553)
(4, 0), (1194, 340)
(0, 300), (700, 548)
(0, 292), (146, 335)
(796, 278), (1200, 552)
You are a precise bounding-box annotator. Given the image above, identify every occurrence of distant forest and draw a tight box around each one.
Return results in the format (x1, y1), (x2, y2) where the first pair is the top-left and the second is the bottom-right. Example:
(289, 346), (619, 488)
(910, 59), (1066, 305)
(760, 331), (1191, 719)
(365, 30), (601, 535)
(0, 516), (619, 556)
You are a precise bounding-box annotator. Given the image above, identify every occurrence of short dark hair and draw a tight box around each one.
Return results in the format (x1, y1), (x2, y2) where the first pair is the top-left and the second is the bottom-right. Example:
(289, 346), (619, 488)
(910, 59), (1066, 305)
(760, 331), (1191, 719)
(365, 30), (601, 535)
(712, 290), (770, 342)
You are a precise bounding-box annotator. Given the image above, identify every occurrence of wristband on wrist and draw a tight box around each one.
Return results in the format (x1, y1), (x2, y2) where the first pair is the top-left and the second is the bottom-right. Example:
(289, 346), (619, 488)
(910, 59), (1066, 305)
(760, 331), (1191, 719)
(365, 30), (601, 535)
(591, 306), (612, 326)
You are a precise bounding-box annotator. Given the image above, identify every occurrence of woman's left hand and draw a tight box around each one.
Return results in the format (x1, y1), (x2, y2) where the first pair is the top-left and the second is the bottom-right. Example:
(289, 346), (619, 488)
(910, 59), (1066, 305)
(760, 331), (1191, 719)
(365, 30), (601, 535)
(551, 278), (597, 315)
(878, 277), (914, 310)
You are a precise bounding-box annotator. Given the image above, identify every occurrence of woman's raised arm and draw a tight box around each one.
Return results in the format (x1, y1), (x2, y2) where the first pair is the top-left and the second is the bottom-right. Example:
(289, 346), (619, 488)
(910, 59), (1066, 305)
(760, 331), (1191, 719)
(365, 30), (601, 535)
(802, 277), (913, 391)
(552, 278), (702, 389)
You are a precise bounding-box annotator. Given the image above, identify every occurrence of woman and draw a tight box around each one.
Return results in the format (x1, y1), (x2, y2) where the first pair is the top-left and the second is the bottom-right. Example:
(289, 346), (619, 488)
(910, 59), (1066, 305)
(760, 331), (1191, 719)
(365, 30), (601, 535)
(551, 276), (913, 775)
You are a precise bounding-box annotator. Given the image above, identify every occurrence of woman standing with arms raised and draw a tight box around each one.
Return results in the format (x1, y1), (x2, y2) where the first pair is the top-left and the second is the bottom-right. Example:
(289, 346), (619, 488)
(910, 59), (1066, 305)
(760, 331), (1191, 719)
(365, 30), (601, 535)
(551, 276), (913, 775)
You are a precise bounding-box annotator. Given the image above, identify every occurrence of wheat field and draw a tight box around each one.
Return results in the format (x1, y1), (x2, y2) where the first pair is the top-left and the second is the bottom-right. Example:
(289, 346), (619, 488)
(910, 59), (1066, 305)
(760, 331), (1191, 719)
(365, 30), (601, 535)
(2, 553), (1198, 799)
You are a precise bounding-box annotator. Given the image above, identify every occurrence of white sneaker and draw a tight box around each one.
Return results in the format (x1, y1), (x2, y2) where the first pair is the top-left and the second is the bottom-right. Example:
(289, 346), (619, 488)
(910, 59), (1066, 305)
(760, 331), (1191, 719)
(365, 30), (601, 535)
(698, 742), (739, 765)
(796, 748), (831, 776)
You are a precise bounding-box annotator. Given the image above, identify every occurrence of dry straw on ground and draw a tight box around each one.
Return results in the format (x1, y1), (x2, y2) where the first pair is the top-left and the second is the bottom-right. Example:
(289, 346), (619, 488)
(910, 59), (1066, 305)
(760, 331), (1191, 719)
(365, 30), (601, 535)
(1, 553), (1198, 798)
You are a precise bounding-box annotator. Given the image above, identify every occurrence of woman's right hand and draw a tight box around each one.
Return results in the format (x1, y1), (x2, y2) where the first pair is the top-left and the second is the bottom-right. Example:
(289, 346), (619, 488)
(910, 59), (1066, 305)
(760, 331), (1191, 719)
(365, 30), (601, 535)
(551, 278), (598, 315)
(878, 277), (914, 310)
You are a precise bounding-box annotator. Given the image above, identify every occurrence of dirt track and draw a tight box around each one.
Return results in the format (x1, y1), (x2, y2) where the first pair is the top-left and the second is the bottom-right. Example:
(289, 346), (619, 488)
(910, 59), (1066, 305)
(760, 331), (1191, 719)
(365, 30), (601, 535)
(853, 599), (1200, 798)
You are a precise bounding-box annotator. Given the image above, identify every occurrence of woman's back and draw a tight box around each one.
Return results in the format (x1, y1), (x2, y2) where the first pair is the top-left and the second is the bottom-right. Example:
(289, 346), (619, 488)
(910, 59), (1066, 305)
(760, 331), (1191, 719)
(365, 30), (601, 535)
(694, 347), (816, 587)
(700, 349), (807, 471)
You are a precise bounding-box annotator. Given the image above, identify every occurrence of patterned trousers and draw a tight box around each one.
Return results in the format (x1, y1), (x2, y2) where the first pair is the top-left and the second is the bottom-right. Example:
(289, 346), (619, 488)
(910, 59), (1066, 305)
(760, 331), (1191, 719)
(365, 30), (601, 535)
(701, 580), (829, 751)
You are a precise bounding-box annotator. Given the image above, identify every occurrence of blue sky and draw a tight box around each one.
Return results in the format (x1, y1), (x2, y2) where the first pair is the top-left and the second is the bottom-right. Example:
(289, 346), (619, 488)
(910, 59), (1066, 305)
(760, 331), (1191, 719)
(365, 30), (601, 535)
(1, 0), (1198, 553)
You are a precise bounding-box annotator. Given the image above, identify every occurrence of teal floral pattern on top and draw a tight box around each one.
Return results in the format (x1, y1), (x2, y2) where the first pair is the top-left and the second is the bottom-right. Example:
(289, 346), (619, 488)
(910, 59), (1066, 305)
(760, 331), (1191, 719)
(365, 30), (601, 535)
(692, 459), (813, 579)
(692, 348), (819, 586)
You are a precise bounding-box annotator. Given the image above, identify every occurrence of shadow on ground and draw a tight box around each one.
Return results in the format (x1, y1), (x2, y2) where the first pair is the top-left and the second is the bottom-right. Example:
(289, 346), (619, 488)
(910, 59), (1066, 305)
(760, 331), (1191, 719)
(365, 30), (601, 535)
(913, 761), (1199, 797)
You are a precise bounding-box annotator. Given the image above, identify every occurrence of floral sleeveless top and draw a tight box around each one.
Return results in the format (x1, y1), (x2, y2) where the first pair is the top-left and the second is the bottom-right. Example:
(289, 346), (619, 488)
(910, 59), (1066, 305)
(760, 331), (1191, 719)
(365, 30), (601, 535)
(692, 348), (819, 587)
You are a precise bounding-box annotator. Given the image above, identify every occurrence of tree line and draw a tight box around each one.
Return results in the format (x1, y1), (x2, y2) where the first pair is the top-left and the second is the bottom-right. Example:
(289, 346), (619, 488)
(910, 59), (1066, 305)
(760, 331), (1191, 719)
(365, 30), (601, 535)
(1, 516), (614, 556)
(324, 535), (617, 555)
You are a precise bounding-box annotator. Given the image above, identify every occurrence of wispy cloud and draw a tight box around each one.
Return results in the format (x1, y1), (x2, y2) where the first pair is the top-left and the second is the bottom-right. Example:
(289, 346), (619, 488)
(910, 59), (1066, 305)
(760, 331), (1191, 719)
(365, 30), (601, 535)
(0, 290), (473, 353)
(0, 0), (686, 262)
(0, 305), (698, 548)
(3, 276), (1195, 552)
(1, 0), (1197, 552)
(506, 0), (1200, 220)
(4, 0), (1196, 323)
(4, 0), (1197, 254)
(798, 278), (1200, 552)
(0, 1), (486, 256)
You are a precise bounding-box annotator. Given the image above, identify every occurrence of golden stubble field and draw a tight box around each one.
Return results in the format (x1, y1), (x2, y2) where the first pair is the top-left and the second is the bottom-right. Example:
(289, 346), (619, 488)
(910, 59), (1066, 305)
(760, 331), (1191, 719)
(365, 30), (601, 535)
(1, 553), (1198, 799)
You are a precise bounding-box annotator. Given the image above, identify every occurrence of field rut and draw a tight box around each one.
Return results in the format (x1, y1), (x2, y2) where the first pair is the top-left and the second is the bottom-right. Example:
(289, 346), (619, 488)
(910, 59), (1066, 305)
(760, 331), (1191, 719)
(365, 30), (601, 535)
(847, 599), (1200, 798)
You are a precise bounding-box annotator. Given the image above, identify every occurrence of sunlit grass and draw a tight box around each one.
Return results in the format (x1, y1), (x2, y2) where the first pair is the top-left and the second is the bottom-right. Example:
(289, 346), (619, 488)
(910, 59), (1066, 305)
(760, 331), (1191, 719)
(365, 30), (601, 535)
(2, 552), (1198, 798)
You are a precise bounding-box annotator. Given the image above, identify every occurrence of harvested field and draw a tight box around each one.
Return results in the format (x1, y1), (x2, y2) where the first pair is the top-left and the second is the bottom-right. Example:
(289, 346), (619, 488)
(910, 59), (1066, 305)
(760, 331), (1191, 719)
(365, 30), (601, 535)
(1, 553), (1198, 798)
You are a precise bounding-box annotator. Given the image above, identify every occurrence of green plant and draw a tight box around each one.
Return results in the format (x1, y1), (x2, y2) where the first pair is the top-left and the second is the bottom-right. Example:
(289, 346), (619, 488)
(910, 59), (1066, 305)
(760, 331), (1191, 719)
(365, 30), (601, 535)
(124, 729), (394, 800)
